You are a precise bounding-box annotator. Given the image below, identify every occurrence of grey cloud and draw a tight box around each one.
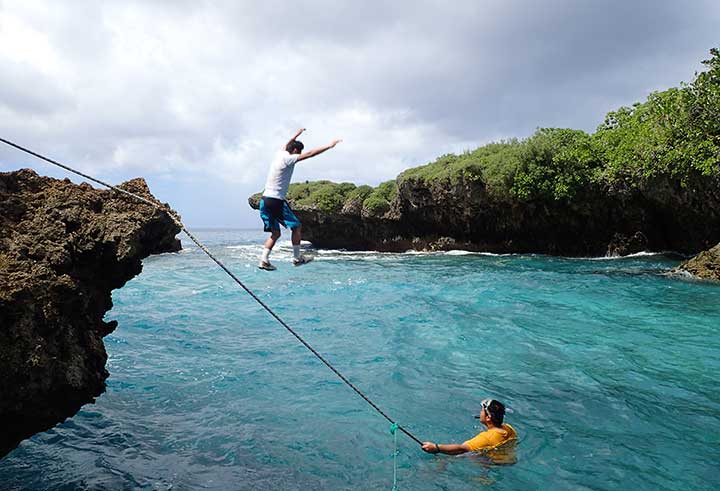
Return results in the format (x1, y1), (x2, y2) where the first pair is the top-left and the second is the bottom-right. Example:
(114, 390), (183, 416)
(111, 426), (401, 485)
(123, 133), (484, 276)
(1, 0), (718, 227)
(0, 61), (74, 115)
(333, 0), (720, 138)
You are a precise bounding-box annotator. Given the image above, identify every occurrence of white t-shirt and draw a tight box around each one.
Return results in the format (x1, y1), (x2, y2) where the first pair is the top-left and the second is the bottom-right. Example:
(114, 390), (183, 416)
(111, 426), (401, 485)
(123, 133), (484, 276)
(263, 150), (300, 200)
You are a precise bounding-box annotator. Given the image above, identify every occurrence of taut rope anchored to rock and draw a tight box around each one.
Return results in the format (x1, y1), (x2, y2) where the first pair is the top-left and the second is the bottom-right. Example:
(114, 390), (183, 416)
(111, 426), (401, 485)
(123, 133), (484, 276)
(0, 137), (423, 448)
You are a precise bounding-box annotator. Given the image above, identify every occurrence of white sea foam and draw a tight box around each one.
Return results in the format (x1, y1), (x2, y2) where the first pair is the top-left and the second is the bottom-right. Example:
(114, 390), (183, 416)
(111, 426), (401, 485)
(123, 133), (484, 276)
(316, 254), (387, 261)
(226, 243), (674, 262)
(445, 250), (519, 257)
(304, 248), (525, 260)
(316, 249), (382, 255)
(585, 251), (671, 261)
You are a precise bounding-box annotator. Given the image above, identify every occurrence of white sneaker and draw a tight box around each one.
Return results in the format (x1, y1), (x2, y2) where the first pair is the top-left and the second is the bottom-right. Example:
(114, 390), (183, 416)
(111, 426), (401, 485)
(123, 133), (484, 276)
(258, 261), (277, 271)
(292, 255), (314, 267)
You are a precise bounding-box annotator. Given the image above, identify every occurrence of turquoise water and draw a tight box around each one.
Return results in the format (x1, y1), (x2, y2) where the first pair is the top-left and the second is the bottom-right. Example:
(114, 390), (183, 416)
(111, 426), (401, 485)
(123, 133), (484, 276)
(2, 229), (720, 490)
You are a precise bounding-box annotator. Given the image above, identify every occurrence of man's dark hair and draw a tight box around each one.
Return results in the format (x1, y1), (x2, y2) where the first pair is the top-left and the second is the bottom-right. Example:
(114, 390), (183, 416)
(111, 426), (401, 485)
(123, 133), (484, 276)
(486, 400), (506, 425)
(286, 140), (304, 154)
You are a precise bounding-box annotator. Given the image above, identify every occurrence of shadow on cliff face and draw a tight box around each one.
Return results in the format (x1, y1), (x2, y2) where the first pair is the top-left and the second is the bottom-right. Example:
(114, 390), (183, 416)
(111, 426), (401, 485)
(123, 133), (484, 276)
(0, 168), (181, 458)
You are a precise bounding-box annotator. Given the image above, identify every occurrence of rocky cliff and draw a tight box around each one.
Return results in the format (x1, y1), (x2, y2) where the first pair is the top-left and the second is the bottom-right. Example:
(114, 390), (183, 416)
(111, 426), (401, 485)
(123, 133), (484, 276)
(249, 170), (720, 256)
(0, 169), (181, 458)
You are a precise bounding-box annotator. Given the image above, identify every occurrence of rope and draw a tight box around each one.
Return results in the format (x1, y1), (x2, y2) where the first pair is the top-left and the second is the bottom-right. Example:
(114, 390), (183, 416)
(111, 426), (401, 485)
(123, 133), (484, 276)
(390, 423), (399, 490)
(0, 136), (423, 446)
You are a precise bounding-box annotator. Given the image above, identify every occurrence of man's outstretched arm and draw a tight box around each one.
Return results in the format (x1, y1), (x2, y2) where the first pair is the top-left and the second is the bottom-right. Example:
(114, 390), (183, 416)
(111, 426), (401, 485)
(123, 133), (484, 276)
(297, 139), (342, 162)
(285, 128), (305, 149)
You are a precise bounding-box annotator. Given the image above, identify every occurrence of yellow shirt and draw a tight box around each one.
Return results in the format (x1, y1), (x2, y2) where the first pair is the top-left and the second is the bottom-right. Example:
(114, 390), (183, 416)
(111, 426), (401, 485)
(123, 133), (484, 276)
(463, 423), (517, 452)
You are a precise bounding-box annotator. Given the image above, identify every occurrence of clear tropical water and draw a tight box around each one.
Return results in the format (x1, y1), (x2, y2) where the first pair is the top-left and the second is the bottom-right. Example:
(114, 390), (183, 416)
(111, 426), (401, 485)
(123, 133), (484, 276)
(2, 229), (719, 490)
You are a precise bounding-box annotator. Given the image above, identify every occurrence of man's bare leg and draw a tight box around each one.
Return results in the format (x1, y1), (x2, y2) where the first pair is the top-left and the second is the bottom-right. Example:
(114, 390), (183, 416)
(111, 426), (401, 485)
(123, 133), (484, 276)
(291, 225), (301, 246)
(291, 226), (312, 266)
(265, 229), (281, 250)
(260, 230), (281, 270)
(291, 226), (302, 260)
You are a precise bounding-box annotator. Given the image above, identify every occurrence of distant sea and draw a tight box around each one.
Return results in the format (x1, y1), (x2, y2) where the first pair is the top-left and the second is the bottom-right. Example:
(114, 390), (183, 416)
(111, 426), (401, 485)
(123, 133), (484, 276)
(2, 229), (719, 490)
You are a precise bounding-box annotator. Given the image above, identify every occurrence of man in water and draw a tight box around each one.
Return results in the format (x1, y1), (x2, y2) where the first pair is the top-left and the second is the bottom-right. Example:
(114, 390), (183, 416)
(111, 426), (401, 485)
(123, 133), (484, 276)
(258, 128), (342, 270)
(421, 398), (517, 458)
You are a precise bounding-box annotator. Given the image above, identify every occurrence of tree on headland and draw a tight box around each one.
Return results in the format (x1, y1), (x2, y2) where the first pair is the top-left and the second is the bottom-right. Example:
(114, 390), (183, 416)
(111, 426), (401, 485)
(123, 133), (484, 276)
(268, 48), (719, 215)
(596, 47), (720, 183)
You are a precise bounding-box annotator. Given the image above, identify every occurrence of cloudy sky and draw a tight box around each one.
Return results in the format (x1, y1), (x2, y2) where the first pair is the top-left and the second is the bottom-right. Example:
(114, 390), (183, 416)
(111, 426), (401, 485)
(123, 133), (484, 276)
(1, 1), (718, 227)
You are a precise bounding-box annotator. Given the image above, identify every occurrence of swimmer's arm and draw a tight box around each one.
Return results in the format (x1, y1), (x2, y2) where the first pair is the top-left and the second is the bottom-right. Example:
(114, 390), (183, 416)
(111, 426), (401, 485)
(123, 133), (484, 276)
(421, 441), (471, 455)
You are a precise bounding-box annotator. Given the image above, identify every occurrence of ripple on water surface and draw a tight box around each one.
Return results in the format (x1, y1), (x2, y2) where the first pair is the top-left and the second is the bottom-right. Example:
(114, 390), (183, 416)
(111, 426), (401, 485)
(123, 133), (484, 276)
(2, 230), (719, 490)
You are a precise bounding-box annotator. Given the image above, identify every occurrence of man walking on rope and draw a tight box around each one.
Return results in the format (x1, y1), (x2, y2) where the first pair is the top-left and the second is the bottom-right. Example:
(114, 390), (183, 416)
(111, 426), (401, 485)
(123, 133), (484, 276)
(258, 128), (342, 270)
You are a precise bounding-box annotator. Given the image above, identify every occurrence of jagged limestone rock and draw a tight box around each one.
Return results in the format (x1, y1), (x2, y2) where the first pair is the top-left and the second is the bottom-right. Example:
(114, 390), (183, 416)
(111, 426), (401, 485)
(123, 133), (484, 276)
(675, 243), (720, 281)
(248, 172), (720, 256)
(0, 168), (181, 458)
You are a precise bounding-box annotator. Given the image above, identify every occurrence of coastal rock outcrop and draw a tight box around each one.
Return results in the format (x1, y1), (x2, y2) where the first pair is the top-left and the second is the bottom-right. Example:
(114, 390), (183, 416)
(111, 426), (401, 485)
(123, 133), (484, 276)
(675, 243), (720, 281)
(250, 49), (720, 256)
(0, 169), (181, 458)
(248, 171), (720, 256)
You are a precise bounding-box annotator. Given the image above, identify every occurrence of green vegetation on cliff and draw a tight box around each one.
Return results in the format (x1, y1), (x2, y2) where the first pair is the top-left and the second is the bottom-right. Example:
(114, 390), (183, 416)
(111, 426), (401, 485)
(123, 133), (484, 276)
(282, 48), (719, 212)
(271, 179), (399, 217)
(399, 48), (719, 201)
(361, 180), (398, 215)
(597, 49), (720, 182)
(285, 180), (356, 212)
(398, 131), (600, 201)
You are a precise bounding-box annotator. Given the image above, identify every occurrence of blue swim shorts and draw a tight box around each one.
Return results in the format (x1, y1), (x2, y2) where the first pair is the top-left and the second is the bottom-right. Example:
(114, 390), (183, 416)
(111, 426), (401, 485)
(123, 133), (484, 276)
(259, 196), (301, 232)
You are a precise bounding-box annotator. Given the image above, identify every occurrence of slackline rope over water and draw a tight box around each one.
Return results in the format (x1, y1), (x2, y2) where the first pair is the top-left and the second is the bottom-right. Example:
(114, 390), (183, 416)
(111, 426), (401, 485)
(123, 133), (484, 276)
(0, 137), (423, 448)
